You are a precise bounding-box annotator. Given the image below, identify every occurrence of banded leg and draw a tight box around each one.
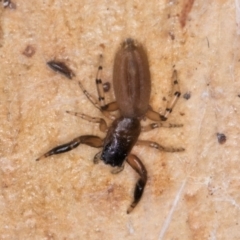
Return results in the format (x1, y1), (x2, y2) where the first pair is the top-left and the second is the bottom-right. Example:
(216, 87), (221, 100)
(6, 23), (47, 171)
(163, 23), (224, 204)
(136, 140), (185, 152)
(36, 135), (103, 161)
(95, 56), (107, 109)
(78, 56), (118, 119)
(146, 70), (181, 121)
(46, 59), (118, 114)
(66, 111), (108, 132)
(79, 80), (118, 113)
(78, 81), (101, 110)
(95, 55), (118, 111)
(126, 154), (147, 214)
(141, 122), (183, 132)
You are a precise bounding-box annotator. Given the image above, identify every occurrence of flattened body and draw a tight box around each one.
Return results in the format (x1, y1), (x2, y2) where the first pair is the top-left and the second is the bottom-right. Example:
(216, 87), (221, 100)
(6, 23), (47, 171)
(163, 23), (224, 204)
(113, 39), (151, 118)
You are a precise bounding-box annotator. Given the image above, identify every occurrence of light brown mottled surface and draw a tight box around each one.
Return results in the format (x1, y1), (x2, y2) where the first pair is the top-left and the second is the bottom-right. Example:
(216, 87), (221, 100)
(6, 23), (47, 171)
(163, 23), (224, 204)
(1, 0), (240, 239)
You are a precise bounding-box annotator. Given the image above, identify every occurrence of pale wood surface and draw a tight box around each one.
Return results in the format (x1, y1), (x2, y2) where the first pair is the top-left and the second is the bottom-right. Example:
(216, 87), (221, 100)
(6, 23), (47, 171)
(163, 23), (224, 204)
(1, 0), (240, 239)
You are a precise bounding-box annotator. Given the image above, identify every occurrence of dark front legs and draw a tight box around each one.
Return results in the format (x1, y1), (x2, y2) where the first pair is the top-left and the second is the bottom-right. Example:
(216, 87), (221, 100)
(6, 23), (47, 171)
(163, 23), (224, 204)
(126, 154), (147, 214)
(36, 135), (103, 161)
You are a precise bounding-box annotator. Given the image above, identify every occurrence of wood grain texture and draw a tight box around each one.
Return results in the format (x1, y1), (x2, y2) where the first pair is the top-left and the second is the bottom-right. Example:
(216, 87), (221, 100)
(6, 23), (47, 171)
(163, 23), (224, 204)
(0, 0), (240, 239)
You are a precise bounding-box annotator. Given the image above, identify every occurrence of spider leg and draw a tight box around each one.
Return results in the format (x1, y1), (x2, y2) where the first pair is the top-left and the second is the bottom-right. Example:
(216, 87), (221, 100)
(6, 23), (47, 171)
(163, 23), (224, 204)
(66, 111), (108, 132)
(46, 59), (118, 115)
(126, 154), (147, 214)
(78, 56), (118, 119)
(36, 135), (103, 161)
(146, 70), (181, 121)
(136, 140), (184, 152)
(79, 79), (117, 120)
(95, 55), (118, 111)
(78, 81), (101, 110)
(141, 122), (183, 132)
(94, 56), (118, 120)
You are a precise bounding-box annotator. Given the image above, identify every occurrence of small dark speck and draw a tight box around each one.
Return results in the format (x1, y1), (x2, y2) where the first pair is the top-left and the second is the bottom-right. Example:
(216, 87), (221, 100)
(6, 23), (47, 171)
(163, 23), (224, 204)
(217, 133), (226, 144)
(162, 97), (167, 101)
(168, 32), (175, 40)
(99, 43), (105, 49)
(183, 91), (191, 100)
(238, 94), (240, 98)
(103, 82), (110, 92)
(107, 185), (114, 194)
(22, 45), (36, 57)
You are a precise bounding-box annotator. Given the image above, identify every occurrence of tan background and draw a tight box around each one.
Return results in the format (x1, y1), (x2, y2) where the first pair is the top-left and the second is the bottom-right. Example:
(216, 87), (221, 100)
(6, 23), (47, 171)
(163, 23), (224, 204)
(1, 0), (240, 239)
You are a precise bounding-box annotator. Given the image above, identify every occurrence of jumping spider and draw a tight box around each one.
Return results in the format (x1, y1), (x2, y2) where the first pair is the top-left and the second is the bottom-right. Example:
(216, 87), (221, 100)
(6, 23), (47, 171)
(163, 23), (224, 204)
(36, 38), (184, 213)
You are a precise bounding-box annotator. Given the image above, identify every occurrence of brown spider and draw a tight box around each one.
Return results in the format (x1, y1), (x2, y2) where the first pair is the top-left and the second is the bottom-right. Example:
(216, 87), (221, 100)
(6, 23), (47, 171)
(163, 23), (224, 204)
(36, 38), (184, 213)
